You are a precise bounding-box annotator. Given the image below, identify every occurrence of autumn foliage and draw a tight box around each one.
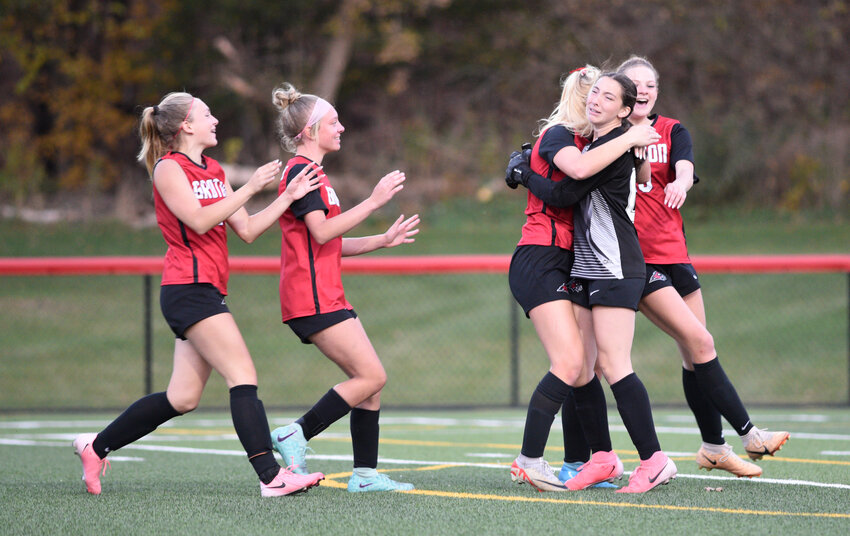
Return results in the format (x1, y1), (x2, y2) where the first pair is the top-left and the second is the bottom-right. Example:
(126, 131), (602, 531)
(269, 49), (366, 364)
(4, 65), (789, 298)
(1, 0), (847, 218)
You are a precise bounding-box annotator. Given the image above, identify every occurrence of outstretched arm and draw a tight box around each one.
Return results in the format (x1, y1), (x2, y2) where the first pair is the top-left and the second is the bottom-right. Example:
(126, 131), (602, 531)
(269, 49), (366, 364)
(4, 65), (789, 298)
(154, 159), (282, 235)
(304, 170), (406, 244)
(228, 164), (322, 243)
(341, 214), (420, 256)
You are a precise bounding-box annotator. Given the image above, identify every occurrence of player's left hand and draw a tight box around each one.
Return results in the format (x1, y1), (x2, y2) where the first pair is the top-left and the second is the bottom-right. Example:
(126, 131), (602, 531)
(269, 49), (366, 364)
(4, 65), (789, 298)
(384, 214), (420, 248)
(664, 181), (688, 209)
(284, 163), (322, 201)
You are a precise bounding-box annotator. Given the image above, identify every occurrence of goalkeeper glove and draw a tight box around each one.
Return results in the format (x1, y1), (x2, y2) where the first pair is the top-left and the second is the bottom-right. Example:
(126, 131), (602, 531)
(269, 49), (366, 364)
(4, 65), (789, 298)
(505, 143), (532, 189)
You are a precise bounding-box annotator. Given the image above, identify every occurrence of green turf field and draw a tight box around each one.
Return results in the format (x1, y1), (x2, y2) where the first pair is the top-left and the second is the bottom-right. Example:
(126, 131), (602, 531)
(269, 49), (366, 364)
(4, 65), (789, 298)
(2, 202), (848, 533)
(1, 408), (848, 535)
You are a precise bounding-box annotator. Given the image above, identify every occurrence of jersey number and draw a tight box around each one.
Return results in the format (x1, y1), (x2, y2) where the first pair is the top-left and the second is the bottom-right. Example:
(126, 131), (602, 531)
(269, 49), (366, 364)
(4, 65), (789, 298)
(638, 143), (668, 193)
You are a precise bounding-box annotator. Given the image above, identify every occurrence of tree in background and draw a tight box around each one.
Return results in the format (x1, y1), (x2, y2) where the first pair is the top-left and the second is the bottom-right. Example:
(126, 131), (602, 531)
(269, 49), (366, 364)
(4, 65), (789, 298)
(0, 1), (179, 218)
(0, 0), (847, 219)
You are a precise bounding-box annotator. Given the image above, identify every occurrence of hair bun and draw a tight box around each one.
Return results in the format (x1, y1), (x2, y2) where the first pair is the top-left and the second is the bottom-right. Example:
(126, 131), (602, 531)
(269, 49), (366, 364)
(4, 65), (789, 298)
(272, 82), (301, 110)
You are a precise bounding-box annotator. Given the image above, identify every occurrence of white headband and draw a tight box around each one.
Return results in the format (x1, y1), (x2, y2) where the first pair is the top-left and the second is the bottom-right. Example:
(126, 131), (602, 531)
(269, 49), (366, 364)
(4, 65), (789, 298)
(306, 97), (332, 129)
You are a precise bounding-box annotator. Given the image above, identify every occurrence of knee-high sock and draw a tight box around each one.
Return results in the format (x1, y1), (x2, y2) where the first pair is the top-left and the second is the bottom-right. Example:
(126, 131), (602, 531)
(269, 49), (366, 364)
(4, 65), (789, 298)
(521, 372), (571, 458)
(561, 389), (590, 463)
(572, 375), (612, 453)
(693, 357), (753, 435)
(93, 391), (181, 459)
(230, 385), (278, 484)
(297, 388), (352, 441)
(350, 408), (380, 469)
(610, 373), (661, 461)
(682, 368), (724, 444)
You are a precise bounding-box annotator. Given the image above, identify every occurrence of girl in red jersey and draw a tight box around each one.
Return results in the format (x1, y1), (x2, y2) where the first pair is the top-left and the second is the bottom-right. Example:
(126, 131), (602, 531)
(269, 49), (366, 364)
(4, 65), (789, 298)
(618, 56), (788, 476)
(72, 91), (324, 498)
(504, 66), (660, 492)
(268, 83), (420, 493)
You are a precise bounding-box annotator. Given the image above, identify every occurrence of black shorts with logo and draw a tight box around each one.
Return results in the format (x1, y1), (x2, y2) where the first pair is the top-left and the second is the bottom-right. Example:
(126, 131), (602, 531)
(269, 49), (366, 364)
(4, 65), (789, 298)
(160, 283), (230, 340)
(566, 277), (645, 311)
(286, 308), (358, 344)
(642, 263), (701, 298)
(508, 245), (576, 317)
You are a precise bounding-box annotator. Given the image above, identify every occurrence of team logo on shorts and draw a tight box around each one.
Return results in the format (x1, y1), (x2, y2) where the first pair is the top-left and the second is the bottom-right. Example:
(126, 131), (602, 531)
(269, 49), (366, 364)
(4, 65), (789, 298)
(649, 271), (667, 284)
(557, 279), (583, 294)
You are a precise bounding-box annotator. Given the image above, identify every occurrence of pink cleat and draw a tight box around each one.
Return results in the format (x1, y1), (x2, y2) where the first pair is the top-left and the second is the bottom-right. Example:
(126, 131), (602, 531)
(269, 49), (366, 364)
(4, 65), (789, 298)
(565, 450), (624, 490)
(260, 466), (324, 497)
(616, 451), (677, 494)
(283, 464), (324, 489)
(72, 433), (110, 495)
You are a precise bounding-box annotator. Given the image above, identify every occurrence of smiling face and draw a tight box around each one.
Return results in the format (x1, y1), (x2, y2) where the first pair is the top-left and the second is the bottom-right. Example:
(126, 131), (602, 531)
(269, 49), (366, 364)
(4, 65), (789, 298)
(315, 107), (344, 154)
(622, 65), (658, 122)
(585, 76), (631, 133)
(185, 99), (219, 148)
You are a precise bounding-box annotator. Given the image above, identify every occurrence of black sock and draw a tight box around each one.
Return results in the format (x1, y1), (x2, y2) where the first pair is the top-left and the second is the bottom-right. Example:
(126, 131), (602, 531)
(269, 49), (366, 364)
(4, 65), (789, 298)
(561, 389), (590, 463)
(350, 408), (380, 469)
(610, 373), (660, 460)
(93, 391), (181, 459)
(296, 389), (352, 441)
(572, 375), (612, 453)
(521, 372), (571, 458)
(682, 368), (724, 445)
(693, 357), (753, 435)
(230, 385), (278, 484)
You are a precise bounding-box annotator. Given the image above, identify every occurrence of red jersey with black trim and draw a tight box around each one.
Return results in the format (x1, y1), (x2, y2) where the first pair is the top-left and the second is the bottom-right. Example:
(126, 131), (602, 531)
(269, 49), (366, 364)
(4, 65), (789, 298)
(278, 155), (351, 322)
(153, 151), (230, 294)
(634, 115), (695, 264)
(517, 126), (589, 250)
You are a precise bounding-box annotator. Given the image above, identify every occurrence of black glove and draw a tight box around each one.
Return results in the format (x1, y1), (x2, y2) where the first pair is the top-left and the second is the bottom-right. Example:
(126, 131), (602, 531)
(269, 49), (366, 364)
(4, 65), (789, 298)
(505, 143), (533, 189)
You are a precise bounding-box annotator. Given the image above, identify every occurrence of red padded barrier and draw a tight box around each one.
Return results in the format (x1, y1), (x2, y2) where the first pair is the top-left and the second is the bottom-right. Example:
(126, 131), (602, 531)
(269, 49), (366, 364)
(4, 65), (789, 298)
(1, 254), (849, 276)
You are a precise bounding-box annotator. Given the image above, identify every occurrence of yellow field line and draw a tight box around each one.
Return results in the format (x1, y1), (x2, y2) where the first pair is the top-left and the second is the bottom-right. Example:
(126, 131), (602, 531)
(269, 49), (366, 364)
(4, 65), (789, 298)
(397, 489), (850, 519)
(319, 465), (850, 519)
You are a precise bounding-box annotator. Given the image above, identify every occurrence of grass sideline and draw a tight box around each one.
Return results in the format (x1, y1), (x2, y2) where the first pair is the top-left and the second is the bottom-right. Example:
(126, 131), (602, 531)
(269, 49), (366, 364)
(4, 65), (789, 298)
(2, 408), (849, 535)
(1, 201), (849, 409)
(1, 270), (847, 409)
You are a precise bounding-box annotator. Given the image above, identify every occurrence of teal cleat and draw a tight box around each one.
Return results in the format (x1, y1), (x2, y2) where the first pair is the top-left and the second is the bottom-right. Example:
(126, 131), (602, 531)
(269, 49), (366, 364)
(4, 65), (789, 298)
(347, 469), (414, 492)
(559, 461), (617, 489)
(271, 423), (312, 475)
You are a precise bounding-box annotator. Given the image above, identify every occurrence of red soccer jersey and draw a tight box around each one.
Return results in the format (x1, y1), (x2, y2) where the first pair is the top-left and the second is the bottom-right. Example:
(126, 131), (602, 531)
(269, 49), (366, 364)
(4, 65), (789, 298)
(517, 126), (588, 250)
(153, 152), (230, 294)
(278, 156), (352, 322)
(634, 115), (693, 264)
